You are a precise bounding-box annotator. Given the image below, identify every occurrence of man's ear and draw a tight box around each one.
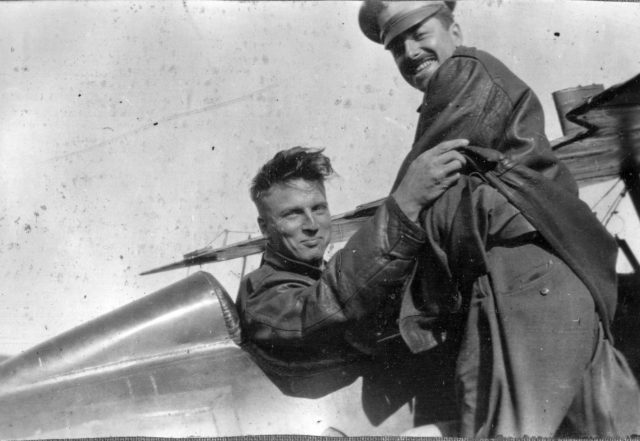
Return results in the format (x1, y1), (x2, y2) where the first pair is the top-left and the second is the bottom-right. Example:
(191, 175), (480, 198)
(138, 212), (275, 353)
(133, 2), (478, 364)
(450, 22), (463, 46)
(257, 216), (268, 237)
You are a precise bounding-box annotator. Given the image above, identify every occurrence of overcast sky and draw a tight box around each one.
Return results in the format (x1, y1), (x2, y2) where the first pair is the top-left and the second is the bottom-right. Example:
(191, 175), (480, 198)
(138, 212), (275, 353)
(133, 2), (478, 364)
(1, 1), (640, 355)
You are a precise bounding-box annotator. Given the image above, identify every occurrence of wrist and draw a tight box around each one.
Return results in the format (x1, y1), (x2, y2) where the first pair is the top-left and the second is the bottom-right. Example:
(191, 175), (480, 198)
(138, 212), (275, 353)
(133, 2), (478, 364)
(391, 192), (422, 222)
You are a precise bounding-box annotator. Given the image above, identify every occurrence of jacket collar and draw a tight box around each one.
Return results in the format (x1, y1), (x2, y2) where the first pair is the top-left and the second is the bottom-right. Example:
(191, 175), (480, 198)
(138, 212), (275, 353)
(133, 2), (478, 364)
(417, 45), (470, 114)
(262, 245), (324, 280)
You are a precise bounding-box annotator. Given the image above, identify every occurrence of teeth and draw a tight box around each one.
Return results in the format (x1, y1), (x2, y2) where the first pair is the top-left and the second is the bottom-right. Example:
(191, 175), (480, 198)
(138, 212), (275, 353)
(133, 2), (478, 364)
(415, 60), (435, 72)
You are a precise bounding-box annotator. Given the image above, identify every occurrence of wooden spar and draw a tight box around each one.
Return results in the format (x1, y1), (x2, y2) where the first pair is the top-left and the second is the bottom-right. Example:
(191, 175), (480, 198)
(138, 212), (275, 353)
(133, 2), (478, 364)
(554, 133), (623, 184)
(564, 74), (640, 220)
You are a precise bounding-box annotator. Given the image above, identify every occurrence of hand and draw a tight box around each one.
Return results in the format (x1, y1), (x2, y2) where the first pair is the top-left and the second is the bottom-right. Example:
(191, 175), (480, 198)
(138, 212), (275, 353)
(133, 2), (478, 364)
(392, 139), (469, 221)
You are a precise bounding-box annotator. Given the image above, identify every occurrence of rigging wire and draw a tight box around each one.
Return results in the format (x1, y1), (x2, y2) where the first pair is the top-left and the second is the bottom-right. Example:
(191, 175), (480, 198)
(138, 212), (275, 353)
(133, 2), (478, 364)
(204, 228), (256, 249)
(602, 186), (628, 227)
(586, 178), (628, 227)
(590, 178), (622, 212)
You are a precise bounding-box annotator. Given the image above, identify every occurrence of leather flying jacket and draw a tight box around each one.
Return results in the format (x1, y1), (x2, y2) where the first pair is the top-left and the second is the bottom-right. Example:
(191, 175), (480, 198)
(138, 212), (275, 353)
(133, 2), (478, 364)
(236, 196), (428, 363)
(393, 46), (618, 349)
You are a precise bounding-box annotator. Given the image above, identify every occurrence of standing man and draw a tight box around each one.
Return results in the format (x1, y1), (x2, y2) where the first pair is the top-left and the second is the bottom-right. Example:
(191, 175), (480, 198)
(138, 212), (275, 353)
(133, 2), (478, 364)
(359, 0), (640, 437)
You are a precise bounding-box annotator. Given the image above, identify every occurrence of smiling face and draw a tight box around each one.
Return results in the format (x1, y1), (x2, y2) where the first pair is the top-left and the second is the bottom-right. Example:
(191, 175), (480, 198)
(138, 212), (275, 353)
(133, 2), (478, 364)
(388, 16), (462, 92)
(257, 178), (332, 265)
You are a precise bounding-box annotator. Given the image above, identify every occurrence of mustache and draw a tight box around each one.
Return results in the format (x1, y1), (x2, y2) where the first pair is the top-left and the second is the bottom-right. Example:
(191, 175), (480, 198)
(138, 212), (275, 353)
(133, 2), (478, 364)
(403, 53), (437, 72)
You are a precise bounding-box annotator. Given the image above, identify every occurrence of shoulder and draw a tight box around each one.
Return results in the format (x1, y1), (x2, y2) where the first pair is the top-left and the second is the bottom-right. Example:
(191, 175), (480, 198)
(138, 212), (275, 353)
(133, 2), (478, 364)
(452, 46), (499, 64)
(450, 46), (510, 75)
(236, 264), (273, 306)
(427, 46), (502, 97)
(450, 46), (530, 99)
(238, 262), (315, 303)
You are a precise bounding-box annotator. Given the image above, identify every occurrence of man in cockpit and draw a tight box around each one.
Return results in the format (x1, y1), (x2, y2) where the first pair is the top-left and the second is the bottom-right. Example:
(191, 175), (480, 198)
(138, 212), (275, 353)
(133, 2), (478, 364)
(236, 143), (465, 365)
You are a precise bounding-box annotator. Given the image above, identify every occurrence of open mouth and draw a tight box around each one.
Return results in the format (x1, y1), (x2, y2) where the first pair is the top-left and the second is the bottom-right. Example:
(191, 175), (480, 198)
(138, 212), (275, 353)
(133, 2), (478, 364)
(412, 58), (437, 75)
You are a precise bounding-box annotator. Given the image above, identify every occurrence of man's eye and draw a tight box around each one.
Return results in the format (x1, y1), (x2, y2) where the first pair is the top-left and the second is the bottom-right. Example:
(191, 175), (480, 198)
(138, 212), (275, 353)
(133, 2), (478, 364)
(387, 41), (402, 55)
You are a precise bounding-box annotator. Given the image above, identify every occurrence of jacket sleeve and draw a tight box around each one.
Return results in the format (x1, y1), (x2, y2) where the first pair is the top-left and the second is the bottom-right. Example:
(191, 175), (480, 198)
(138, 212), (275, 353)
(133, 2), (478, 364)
(400, 176), (536, 353)
(239, 196), (427, 349)
(417, 177), (534, 314)
(429, 177), (535, 274)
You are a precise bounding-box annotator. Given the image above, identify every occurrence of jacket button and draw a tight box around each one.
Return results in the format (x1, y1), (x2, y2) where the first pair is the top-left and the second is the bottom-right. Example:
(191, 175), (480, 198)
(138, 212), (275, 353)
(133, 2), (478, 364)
(540, 288), (550, 296)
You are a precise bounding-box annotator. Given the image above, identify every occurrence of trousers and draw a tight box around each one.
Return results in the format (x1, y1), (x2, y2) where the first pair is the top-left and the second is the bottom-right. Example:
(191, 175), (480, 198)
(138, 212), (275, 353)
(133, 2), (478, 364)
(456, 241), (640, 437)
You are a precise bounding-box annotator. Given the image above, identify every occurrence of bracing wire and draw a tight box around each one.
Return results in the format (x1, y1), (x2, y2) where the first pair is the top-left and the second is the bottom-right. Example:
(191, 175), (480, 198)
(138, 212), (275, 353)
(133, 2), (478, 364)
(590, 178), (622, 212)
(601, 186), (628, 227)
(204, 228), (257, 248)
(586, 178), (628, 227)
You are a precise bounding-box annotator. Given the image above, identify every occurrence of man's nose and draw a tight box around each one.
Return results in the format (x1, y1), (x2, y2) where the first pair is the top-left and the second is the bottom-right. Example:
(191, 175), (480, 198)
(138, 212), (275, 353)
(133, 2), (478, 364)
(301, 210), (319, 231)
(404, 39), (421, 59)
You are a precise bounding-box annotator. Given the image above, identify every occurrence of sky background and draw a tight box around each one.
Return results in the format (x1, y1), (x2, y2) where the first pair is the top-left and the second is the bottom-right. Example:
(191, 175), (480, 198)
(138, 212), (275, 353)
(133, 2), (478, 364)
(1, 0), (640, 355)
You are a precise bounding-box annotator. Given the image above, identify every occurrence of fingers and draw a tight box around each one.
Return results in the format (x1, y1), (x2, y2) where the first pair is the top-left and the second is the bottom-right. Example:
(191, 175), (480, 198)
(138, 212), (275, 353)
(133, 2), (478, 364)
(414, 150), (466, 174)
(432, 138), (469, 153)
(441, 172), (461, 189)
(415, 148), (466, 165)
(415, 139), (469, 166)
(440, 159), (465, 176)
(438, 150), (467, 166)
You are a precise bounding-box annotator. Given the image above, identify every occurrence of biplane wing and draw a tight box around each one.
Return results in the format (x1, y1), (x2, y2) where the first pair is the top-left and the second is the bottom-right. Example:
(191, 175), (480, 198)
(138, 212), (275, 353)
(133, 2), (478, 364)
(140, 198), (384, 275)
(552, 74), (640, 185)
(141, 74), (640, 276)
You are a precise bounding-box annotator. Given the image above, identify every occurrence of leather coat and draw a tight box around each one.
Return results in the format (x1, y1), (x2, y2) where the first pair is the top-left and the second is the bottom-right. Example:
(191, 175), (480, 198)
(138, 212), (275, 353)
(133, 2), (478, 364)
(236, 196), (427, 362)
(393, 46), (618, 349)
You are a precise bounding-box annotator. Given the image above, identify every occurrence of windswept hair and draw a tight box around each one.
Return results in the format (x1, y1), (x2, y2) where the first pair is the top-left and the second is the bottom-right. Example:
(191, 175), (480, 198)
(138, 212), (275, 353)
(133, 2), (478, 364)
(250, 146), (334, 204)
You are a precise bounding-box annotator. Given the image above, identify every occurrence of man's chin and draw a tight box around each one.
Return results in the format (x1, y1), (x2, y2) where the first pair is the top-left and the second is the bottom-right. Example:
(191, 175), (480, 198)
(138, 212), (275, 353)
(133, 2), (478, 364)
(291, 249), (324, 265)
(401, 74), (428, 93)
(307, 250), (325, 261)
(411, 75), (433, 93)
(407, 66), (439, 92)
(301, 256), (323, 266)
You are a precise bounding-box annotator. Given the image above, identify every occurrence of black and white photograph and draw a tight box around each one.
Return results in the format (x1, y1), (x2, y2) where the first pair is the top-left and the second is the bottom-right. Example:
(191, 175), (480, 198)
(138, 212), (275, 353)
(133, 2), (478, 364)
(1, 0), (640, 437)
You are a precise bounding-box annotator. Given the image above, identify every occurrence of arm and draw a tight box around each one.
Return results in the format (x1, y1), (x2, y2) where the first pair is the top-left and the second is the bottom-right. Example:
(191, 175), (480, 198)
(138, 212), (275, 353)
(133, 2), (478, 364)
(419, 176), (536, 308)
(399, 175), (534, 354)
(239, 196), (426, 348)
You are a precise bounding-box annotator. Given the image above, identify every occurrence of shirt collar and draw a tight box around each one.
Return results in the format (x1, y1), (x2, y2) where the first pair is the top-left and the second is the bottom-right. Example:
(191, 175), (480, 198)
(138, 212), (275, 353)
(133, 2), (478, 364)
(262, 245), (324, 280)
